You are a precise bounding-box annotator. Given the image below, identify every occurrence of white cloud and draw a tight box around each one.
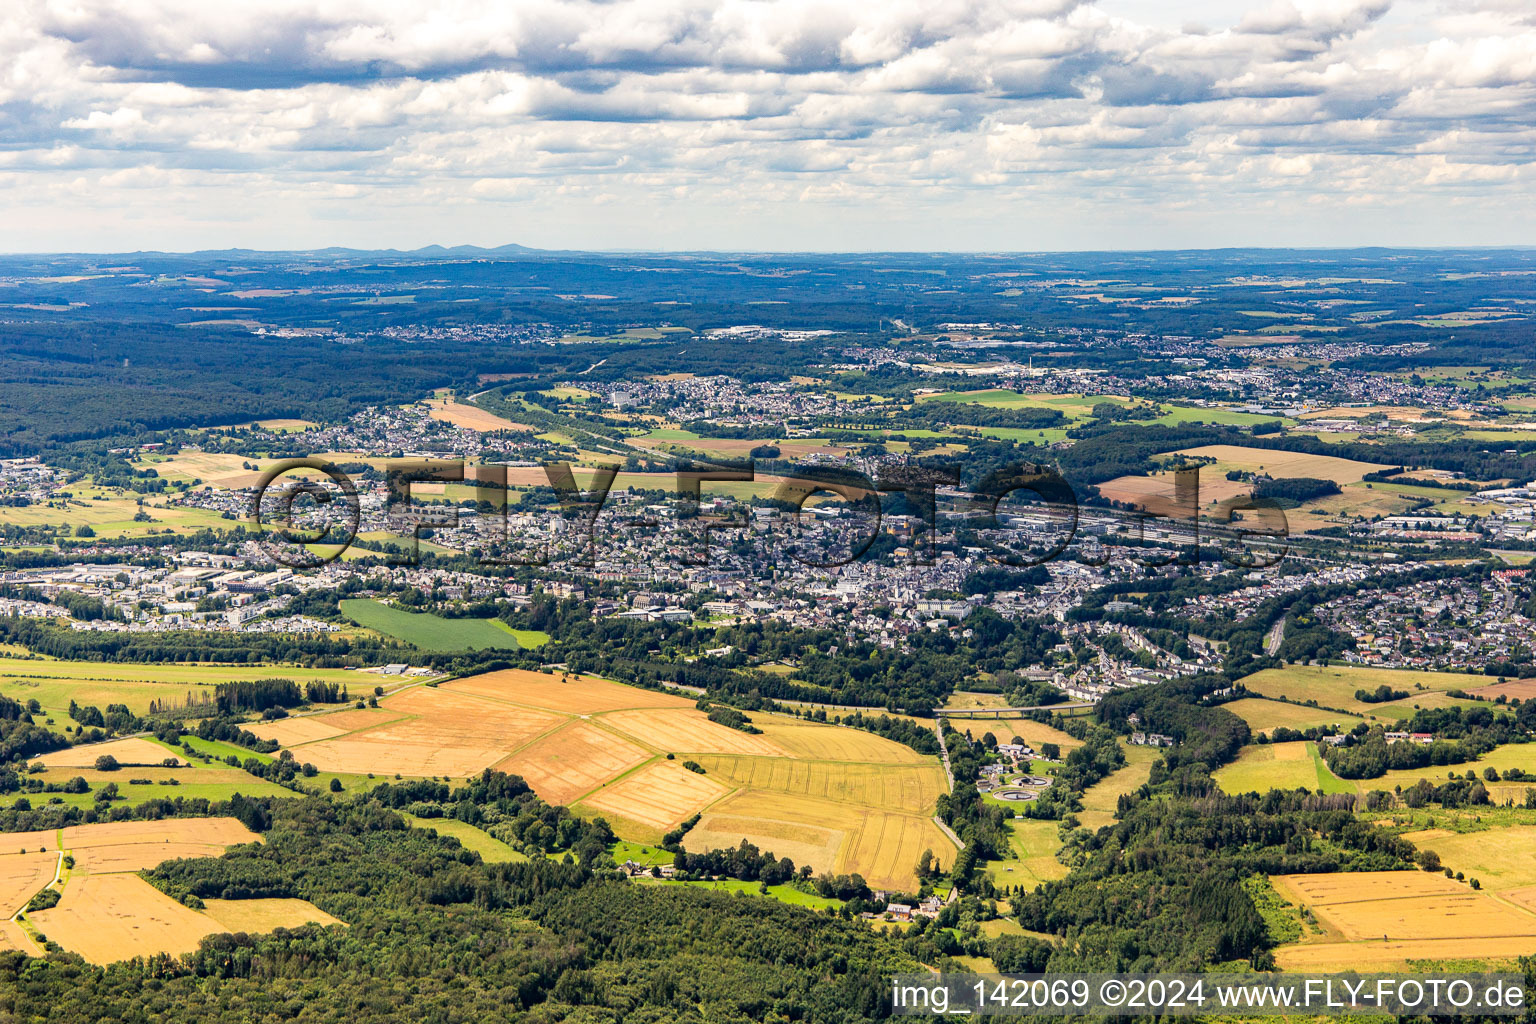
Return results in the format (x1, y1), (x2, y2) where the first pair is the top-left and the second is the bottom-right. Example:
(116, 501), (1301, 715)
(3, 0), (1536, 249)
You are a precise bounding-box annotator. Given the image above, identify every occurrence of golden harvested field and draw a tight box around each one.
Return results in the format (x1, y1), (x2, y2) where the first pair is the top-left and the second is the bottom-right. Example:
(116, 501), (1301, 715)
(18, 817), (333, 965)
(1076, 743), (1161, 830)
(136, 451), (269, 489)
(693, 756), (947, 809)
(248, 668), (955, 890)
(493, 721), (651, 805)
(687, 789), (951, 891)
(0, 921), (32, 953)
(1097, 471), (1251, 516)
(424, 397), (531, 432)
(0, 852), (57, 915)
(0, 829), (61, 854)
(35, 737), (185, 769)
(1299, 405), (1441, 423)
(685, 809), (846, 878)
(577, 760), (729, 832)
(31, 874), (220, 964)
(286, 685), (564, 775)
(944, 691), (1011, 710)
(1172, 444), (1391, 483)
(71, 841), (239, 874)
(244, 716), (346, 745)
(970, 718), (1082, 752)
(311, 708), (406, 731)
(601, 709), (788, 757)
(444, 668), (694, 714)
(1222, 697), (1362, 734)
(754, 720), (926, 763)
(1471, 678), (1536, 702)
(1270, 870), (1536, 968)
(842, 811), (952, 890)
(1400, 826), (1536, 891)
(1275, 869), (1464, 908)
(201, 897), (342, 934)
(1276, 935), (1536, 971)
(63, 817), (260, 851)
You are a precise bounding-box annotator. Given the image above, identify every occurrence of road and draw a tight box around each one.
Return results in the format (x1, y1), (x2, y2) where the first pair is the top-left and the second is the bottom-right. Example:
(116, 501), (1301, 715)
(936, 702), (1095, 719)
(1265, 619), (1287, 657)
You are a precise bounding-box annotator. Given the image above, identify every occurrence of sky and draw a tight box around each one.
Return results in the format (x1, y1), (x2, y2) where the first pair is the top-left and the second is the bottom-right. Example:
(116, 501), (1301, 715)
(3, 0), (1535, 252)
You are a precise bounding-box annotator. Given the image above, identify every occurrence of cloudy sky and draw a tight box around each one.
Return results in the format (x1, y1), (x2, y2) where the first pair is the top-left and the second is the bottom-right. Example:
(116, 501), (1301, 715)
(4, 0), (1536, 251)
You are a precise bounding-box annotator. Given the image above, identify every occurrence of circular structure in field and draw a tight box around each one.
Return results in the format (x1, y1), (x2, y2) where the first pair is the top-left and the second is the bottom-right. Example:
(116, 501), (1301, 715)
(995, 788), (1038, 801)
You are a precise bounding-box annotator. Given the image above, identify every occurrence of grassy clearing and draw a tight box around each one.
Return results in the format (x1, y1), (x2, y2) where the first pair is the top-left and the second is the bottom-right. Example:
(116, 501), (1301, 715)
(1075, 742), (1162, 830)
(1213, 741), (1352, 796)
(634, 876), (842, 910)
(989, 818), (1067, 892)
(402, 813), (525, 863)
(339, 599), (523, 652)
(178, 735), (276, 764)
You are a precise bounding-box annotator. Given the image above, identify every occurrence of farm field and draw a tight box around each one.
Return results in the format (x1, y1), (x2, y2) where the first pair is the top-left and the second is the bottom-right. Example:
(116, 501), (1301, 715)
(0, 852), (58, 915)
(1371, 742), (1536, 801)
(2, 764), (293, 811)
(32, 873), (221, 963)
(918, 391), (1132, 420)
(754, 720), (932, 763)
(134, 451), (275, 489)
(34, 736), (187, 769)
(972, 718), (1083, 753)
(339, 599), (524, 652)
(1212, 741), (1352, 796)
(1471, 678), (1536, 702)
(1172, 444), (1392, 484)
(1241, 665), (1486, 717)
(1270, 870), (1536, 969)
(202, 897), (343, 933)
(424, 396), (531, 432)
(685, 789), (950, 890)
(252, 667), (954, 889)
(1222, 697), (1363, 734)
(0, 657), (367, 717)
(493, 721), (652, 805)
(600, 708), (789, 757)
(12, 816), (338, 965)
(576, 760), (730, 832)
(1096, 469), (1252, 516)
(445, 669), (694, 714)
(279, 684), (564, 775)
(1076, 743), (1161, 830)
(641, 876), (842, 910)
(0, 493), (231, 539)
(1399, 826), (1536, 892)
(692, 755), (947, 809)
